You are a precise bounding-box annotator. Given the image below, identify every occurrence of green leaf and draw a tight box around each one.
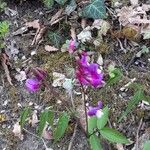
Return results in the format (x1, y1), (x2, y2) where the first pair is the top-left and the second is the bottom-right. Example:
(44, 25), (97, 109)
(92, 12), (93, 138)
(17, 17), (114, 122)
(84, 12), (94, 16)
(48, 31), (62, 48)
(20, 107), (31, 128)
(37, 110), (49, 136)
(54, 112), (69, 142)
(43, 0), (54, 8)
(97, 106), (109, 130)
(47, 111), (54, 127)
(89, 134), (103, 150)
(119, 89), (144, 122)
(88, 116), (97, 134)
(145, 96), (150, 103)
(82, 0), (106, 19)
(65, 0), (77, 15)
(0, 21), (9, 38)
(55, 0), (67, 5)
(144, 140), (150, 150)
(100, 127), (129, 144)
(107, 68), (123, 86)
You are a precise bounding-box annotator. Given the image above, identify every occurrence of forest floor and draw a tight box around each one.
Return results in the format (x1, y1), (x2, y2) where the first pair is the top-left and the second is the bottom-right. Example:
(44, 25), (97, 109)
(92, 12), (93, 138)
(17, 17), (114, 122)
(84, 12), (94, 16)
(0, 0), (150, 150)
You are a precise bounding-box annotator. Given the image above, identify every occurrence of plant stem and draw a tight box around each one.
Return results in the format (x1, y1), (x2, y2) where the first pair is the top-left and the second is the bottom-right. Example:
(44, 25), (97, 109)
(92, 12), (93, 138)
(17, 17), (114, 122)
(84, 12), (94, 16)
(81, 85), (88, 137)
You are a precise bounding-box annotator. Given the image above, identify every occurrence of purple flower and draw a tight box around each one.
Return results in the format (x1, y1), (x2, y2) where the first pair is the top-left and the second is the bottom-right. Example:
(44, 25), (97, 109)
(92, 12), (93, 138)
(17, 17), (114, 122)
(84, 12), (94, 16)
(68, 39), (78, 53)
(87, 101), (103, 118)
(25, 78), (41, 92)
(25, 68), (47, 92)
(33, 68), (47, 81)
(76, 55), (104, 88)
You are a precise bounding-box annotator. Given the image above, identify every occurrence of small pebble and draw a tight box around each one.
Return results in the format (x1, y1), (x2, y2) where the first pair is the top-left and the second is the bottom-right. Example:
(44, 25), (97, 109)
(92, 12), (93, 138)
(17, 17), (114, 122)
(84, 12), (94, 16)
(31, 51), (36, 56)
(2, 124), (6, 128)
(22, 56), (26, 60)
(122, 92), (127, 97)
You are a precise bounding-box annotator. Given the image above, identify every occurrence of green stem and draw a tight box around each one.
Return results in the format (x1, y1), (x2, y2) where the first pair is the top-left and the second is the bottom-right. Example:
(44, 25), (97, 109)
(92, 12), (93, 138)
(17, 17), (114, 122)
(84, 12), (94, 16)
(81, 85), (89, 137)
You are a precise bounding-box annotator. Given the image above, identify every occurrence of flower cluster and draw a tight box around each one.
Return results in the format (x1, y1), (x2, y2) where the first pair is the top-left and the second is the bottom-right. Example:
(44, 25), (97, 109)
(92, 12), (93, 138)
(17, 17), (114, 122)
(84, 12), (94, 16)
(25, 68), (47, 92)
(76, 54), (104, 88)
(87, 101), (103, 118)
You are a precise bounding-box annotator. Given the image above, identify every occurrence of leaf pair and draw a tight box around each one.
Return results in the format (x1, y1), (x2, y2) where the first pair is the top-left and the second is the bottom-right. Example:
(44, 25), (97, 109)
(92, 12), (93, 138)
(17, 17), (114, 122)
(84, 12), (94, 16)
(37, 110), (69, 142)
(88, 107), (129, 150)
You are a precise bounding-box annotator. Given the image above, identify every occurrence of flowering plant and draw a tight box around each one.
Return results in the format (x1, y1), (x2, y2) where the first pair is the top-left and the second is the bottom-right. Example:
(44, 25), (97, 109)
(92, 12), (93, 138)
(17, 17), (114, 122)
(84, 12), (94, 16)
(25, 68), (47, 92)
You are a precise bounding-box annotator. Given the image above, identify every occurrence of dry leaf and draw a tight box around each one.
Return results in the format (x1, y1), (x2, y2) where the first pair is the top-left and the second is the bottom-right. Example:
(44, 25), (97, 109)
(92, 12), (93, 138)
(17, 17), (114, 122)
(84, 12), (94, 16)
(50, 9), (64, 25)
(15, 71), (26, 82)
(97, 54), (103, 66)
(130, 0), (138, 6)
(52, 72), (65, 87)
(116, 144), (124, 150)
(76, 104), (86, 132)
(117, 6), (149, 26)
(81, 18), (87, 29)
(77, 26), (92, 43)
(12, 27), (28, 36)
(122, 26), (140, 41)
(25, 20), (46, 45)
(31, 27), (46, 45)
(13, 122), (23, 140)
(45, 45), (59, 52)
(25, 19), (40, 29)
(0, 114), (6, 122)
(31, 110), (39, 127)
(92, 19), (110, 36)
(1, 53), (13, 85)
(70, 27), (76, 40)
(42, 124), (53, 140)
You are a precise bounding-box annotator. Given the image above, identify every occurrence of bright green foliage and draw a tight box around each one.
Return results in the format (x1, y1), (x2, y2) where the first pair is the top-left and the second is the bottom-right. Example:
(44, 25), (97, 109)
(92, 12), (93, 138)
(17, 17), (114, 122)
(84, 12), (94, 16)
(0, 21), (9, 48)
(82, 0), (106, 19)
(37, 110), (54, 136)
(20, 107), (31, 128)
(43, 0), (54, 8)
(143, 140), (150, 150)
(48, 31), (62, 48)
(0, 21), (9, 38)
(89, 135), (103, 150)
(100, 127), (129, 144)
(54, 112), (70, 142)
(97, 106), (109, 130)
(107, 68), (123, 86)
(88, 116), (97, 134)
(119, 83), (147, 122)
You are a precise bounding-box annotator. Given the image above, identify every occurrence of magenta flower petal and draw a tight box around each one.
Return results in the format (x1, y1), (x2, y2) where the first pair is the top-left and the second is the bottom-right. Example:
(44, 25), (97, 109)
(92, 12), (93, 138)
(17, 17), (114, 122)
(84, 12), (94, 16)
(25, 78), (41, 92)
(33, 68), (47, 81)
(68, 39), (78, 53)
(87, 101), (103, 117)
(76, 54), (104, 88)
(88, 107), (99, 116)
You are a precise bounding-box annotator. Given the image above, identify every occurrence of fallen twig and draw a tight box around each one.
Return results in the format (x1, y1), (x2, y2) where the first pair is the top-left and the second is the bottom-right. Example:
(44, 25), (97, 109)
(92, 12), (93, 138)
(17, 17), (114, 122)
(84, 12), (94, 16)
(135, 118), (143, 150)
(68, 123), (78, 150)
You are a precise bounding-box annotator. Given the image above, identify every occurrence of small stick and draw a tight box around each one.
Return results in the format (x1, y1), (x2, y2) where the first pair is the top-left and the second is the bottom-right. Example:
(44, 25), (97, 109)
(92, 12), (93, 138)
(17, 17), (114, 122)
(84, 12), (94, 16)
(135, 118), (143, 150)
(81, 85), (88, 136)
(68, 123), (78, 150)
(126, 54), (136, 69)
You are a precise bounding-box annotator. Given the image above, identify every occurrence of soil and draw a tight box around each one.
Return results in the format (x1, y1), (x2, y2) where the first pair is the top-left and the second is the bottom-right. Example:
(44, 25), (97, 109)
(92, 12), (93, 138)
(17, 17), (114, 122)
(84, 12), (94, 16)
(0, 0), (150, 150)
